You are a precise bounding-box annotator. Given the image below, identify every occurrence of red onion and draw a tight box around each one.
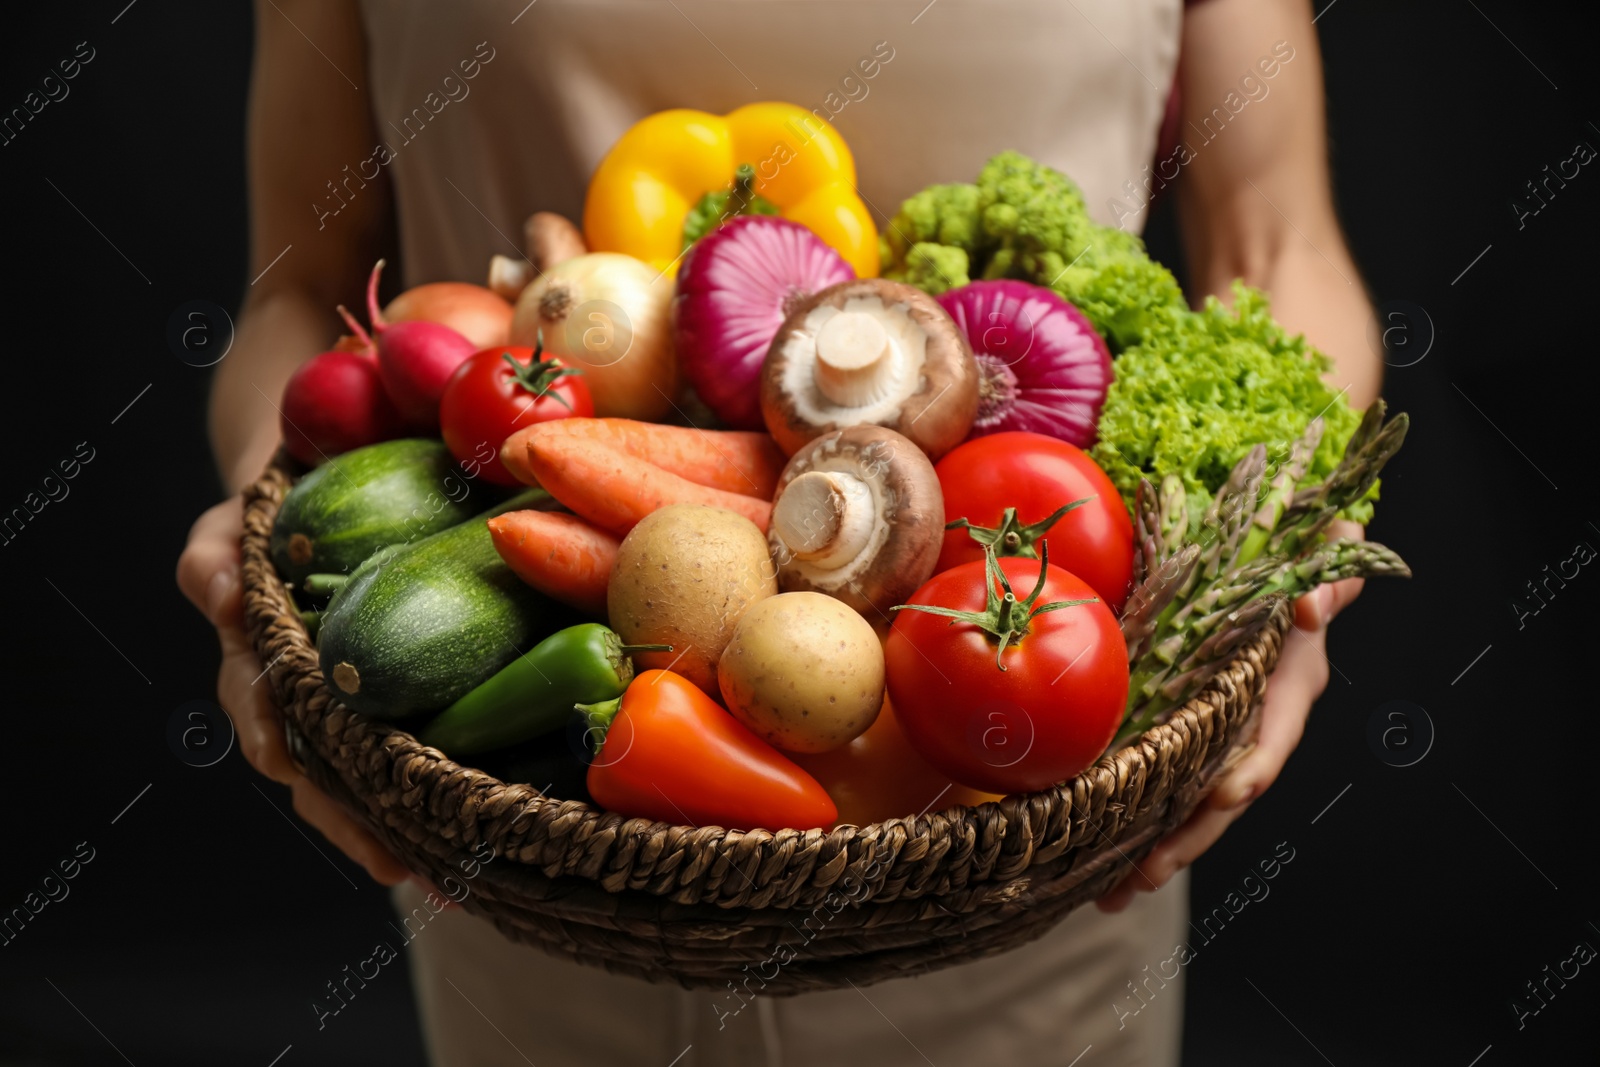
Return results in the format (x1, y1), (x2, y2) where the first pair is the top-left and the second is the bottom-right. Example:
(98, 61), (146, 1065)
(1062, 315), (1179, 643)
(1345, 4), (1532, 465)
(673, 216), (854, 429)
(935, 280), (1112, 447)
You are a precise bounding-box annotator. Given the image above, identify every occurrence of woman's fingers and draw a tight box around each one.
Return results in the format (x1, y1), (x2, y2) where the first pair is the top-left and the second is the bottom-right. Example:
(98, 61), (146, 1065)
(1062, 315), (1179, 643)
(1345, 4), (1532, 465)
(1098, 522), (1376, 910)
(1319, 520), (1369, 623)
(217, 611), (300, 786)
(1097, 798), (1256, 913)
(239, 621), (409, 885)
(1217, 521), (1365, 806)
(1209, 617), (1328, 810)
(289, 778), (412, 886)
(1097, 628), (1331, 909)
(179, 495), (408, 886)
(177, 495), (297, 784)
(1096, 879), (1138, 913)
(176, 497), (245, 627)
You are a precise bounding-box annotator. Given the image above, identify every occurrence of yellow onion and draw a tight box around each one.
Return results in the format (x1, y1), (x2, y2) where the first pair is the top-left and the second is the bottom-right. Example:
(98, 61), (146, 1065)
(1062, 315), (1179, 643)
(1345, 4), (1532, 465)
(511, 253), (678, 421)
(383, 282), (512, 350)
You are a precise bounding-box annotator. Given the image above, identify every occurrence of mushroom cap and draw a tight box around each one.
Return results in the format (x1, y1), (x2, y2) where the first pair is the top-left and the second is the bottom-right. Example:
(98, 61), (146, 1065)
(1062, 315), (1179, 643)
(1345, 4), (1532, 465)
(767, 425), (945, 621)
(760, 279), (980, 460)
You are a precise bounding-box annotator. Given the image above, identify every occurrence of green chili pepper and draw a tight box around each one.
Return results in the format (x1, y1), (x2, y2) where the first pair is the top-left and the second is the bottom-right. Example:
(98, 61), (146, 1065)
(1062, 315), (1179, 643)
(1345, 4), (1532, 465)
(417, 623), (666, 757)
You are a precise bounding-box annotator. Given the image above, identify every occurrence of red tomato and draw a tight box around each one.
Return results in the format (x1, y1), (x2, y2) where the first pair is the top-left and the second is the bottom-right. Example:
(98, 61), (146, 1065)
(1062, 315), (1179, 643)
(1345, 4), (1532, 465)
(439, 345), (592, 486)
(886, 556), (1128, 795)
(935, 432), (1134, 611)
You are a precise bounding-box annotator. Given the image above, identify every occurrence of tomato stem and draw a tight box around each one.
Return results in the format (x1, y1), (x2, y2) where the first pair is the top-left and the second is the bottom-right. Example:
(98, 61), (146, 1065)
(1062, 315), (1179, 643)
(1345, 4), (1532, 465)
(946, 497), (1094, 559)
(504, 329), (582, 410)
(890, 541), (1097, 671)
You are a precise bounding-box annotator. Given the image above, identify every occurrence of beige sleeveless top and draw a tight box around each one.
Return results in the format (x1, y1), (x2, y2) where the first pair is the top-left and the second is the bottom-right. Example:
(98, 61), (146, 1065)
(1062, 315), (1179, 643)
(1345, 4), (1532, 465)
(359, 0), (1181, 288)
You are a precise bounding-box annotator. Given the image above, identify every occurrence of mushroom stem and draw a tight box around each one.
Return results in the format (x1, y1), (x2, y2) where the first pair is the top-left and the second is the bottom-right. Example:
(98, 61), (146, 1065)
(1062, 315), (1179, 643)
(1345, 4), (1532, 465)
(772, 470), (876, 570)
(813, 310), (894, 407)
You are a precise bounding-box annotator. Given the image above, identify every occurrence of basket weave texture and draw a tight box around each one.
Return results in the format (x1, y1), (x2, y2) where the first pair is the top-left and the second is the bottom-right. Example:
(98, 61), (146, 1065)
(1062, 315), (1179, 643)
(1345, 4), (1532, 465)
(241, 457), (1290, 994)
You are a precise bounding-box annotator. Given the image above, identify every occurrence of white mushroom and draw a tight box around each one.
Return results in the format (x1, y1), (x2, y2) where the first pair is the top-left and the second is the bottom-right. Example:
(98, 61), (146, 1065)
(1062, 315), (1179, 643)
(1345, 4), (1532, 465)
(760, 279), (979, 460)
(768, 425), (945, 622)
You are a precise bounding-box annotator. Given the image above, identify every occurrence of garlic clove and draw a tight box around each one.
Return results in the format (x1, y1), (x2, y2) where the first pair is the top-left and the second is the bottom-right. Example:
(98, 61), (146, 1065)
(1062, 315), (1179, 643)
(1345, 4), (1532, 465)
(488, 254), (534, 302)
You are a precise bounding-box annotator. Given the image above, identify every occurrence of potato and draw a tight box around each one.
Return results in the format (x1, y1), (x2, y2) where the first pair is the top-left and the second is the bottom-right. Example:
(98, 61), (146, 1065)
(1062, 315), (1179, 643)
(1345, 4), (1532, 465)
(608, 504), (777, 695)
(718, 592), (885, 754)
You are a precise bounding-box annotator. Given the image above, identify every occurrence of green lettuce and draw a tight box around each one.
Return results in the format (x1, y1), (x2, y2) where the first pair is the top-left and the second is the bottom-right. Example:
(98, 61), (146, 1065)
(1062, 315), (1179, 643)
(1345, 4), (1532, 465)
(1089, 284), (1373, 528)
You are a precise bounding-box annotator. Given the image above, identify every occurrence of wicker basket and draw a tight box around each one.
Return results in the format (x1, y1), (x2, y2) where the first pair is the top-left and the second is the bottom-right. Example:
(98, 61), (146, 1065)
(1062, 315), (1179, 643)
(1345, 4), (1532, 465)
(241, 457), (1291, 994)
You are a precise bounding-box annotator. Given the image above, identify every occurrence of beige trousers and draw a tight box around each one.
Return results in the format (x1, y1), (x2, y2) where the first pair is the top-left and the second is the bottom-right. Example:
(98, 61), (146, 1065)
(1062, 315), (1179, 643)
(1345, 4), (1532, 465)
(393, 871), (1187, 1067)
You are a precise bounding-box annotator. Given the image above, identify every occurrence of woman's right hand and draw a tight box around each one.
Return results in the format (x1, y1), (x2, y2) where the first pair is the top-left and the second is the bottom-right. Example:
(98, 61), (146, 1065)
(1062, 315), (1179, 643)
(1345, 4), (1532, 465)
(177, 496), (410, 886)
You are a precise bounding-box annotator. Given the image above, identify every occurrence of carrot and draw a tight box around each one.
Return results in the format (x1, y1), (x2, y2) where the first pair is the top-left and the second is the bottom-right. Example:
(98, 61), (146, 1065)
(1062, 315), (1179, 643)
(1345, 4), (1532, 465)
(525, 435), (773, 535)
(487, 510), (619, 616)
(500, 418), (786, 498)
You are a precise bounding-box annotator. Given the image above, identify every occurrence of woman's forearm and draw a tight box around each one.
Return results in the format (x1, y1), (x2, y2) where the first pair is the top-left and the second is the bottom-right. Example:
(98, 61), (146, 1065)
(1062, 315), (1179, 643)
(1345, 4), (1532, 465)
(1254, 243), (1380, 409)
(218, 0), (389, 495)
(1184, 199), (1380, 410)
(210, 289), (340, 494)
(1176, 0), (1382, 411)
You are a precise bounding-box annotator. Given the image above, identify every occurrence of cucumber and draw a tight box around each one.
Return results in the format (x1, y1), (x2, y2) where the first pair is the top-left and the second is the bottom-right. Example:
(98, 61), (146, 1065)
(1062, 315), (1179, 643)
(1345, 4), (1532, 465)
(316, 490), (573, 719)
(271, 438), (502, 586)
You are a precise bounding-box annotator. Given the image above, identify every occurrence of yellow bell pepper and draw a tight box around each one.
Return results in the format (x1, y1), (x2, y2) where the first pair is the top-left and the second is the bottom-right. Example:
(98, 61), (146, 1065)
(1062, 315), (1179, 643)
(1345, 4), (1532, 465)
(583, 102), (879, 278)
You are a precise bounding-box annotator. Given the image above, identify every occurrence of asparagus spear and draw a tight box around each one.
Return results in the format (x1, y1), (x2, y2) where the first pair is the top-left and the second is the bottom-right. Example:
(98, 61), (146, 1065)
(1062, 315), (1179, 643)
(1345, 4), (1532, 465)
(1133, 478), (1161, 587)
(1198, 445), (1267, 577)
(1236, 418), (1322, 564)
(1122, 542), (1200, 664)
(1275, 407), (1410, 557)
(1159, 475), (1189, 559)
(1117, 404), (1412, 738)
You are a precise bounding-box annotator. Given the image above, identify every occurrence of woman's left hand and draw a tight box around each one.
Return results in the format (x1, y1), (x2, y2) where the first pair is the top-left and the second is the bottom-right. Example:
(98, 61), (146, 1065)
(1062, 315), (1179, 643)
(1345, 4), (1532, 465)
(1096, 519), (1366, 912)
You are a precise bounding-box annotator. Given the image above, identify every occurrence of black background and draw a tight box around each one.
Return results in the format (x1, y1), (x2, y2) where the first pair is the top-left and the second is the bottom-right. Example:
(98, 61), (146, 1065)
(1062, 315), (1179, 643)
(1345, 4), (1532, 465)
(1, 2), (1595, 1064)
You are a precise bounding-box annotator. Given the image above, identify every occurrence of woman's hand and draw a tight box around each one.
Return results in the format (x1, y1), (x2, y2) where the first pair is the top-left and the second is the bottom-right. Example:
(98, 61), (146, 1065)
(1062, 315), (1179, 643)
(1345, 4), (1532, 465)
(177, 496), (410, 886)
(1097, 519), (1365, 912)
(1101, 0), (1385, 910)
(177, 0), (403, 885)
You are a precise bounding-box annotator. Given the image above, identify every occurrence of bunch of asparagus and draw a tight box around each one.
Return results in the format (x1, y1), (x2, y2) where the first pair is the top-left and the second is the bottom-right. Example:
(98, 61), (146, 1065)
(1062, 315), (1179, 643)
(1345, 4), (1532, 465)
(1117, 400), (1412, 739)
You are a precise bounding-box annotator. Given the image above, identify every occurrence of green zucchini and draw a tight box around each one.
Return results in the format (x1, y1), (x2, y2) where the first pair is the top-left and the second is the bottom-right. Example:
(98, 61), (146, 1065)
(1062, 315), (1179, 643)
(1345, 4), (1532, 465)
(271, 438), (502, 586)
(316, 490), (573, 719)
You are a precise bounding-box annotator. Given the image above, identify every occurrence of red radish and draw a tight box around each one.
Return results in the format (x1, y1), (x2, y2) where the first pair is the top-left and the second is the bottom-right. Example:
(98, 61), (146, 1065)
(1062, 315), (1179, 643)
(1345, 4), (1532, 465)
(280, 349), (404, 466)
(343, 260), (477, 432)
(383, 282), (513, 350)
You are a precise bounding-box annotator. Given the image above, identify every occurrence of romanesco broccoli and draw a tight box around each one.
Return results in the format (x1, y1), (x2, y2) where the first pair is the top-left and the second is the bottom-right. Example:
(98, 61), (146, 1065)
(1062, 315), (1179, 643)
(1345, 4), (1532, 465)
(880, 183), (983, 259)
(880, 150), (1185, 346)
(891, 243), (971, 295)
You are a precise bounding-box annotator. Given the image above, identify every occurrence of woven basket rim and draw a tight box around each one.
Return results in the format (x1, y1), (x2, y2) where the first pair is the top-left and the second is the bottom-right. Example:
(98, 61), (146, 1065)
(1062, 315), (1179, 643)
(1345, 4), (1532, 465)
(241, 454), (1290, 913)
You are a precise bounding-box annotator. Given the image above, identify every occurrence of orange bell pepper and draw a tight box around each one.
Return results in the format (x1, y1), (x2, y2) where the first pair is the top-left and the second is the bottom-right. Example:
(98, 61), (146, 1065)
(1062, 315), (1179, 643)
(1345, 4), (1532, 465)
(583, 102), (879, 278)
(793, 696), (1003, 827)
(583, 670), (838, 831)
